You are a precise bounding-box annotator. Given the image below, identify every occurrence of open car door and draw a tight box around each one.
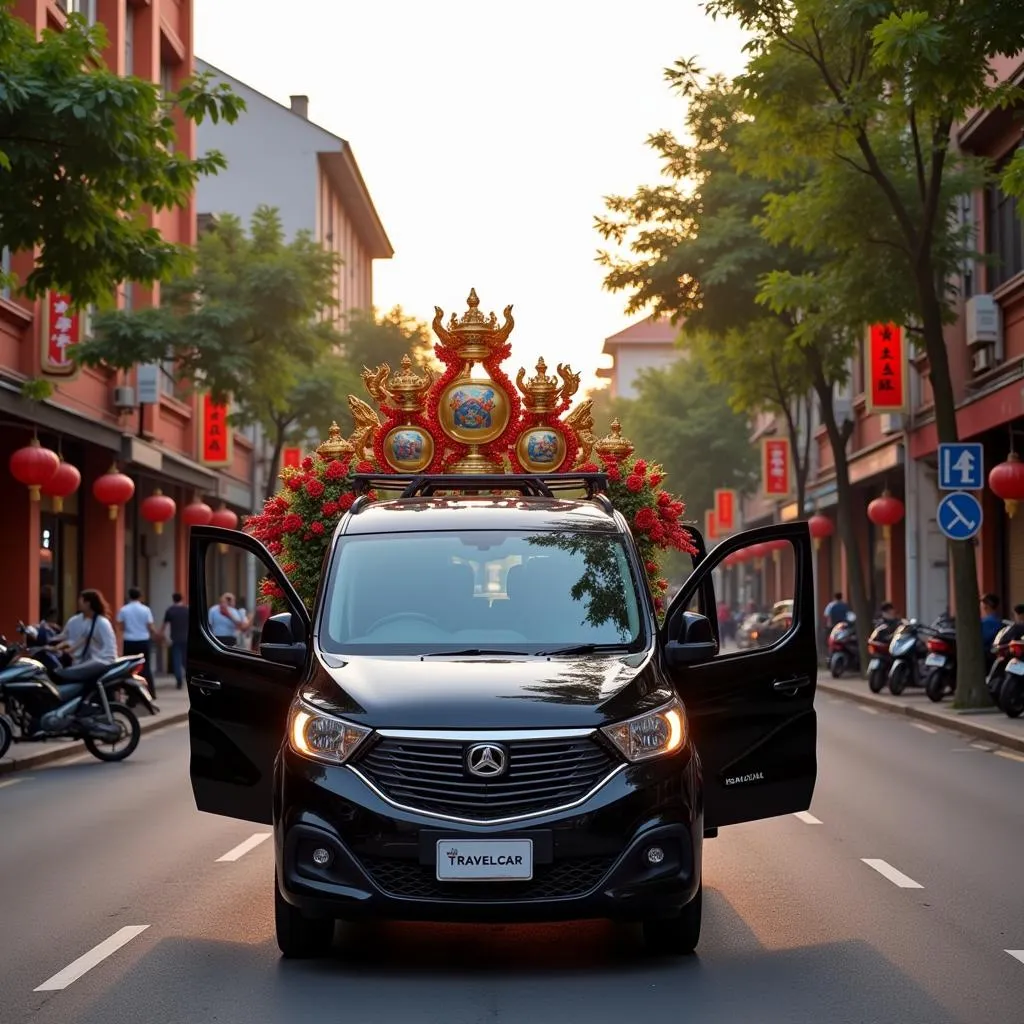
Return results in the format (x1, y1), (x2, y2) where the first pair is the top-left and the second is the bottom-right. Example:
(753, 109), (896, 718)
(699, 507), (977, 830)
(187, 526), (310, 824)
(661, 522), (817, 830)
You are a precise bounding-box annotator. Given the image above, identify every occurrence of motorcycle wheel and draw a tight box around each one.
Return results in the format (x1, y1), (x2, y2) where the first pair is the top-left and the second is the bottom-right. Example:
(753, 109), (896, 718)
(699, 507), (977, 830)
(868, 668), (886, 693)
(83, 702), (141, 762)
(830, 653), (848, 679)
(889, 663), (909, 696)
(0, 714), (13, 760)
(924, 669), (948, 703)
(1003, 679), (1024, 719)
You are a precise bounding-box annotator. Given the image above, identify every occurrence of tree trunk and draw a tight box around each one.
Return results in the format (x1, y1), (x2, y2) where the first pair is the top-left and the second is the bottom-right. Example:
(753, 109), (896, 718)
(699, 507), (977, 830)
(264, 424), (287, 501)
(918, 280), (987, 707)
(811, 359), (872, 674)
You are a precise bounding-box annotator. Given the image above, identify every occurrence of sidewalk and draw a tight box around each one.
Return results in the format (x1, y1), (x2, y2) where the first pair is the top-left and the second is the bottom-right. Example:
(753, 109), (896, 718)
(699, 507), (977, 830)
(1, 675), (190, 775)
(817, 670), (1024, 753)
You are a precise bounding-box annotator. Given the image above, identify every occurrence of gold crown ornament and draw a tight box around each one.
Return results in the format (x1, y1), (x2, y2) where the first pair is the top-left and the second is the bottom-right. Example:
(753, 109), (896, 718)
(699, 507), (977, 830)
(432, 288), (515, 362)
(594, 419), (635, 463)
(316, 421), (355, 462)
(516, 358), (581, 415)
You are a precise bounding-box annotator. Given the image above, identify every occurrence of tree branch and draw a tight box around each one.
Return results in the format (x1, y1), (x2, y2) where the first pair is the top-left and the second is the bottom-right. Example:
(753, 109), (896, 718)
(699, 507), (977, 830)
(908, 106), (928, 202)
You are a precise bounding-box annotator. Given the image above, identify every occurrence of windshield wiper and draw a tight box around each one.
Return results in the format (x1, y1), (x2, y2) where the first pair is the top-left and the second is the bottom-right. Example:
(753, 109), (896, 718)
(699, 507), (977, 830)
(534, 643), (633, 657)
(423, 648), (527, 657)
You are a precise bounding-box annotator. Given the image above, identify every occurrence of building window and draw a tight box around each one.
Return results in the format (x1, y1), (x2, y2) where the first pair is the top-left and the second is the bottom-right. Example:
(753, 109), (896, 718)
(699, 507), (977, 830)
(124, 5), (134, 75)
(1, 246), (11, 301)
(985, 145), (1024, 290)
(160, 63), (176, 153)
(160, 360), (177, 397)
(80, 304), (95, 339)
(61, 0), (97, 23)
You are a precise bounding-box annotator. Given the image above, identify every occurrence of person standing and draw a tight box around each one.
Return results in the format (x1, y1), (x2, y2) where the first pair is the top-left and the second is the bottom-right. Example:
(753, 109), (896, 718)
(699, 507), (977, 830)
(117, 587), (157, 696)
(208, 592), (249, 647)
(163, 592), (189, 690)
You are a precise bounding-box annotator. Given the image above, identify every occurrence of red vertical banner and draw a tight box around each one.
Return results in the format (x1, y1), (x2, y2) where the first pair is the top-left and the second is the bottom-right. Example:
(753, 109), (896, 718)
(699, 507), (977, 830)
(199, 394), (233, 466)
(704, 509), (718, 541)
(281, 446), (303, 469)
(714, 488), (737, 532)
(762, 438), (791, 497)
(41, 292), (80, 377)
(866, 323), (907, 413)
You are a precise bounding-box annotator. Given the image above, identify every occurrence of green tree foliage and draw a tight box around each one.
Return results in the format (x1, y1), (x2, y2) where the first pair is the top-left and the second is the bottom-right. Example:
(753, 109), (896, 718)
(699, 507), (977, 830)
(704, 0), (1024, 704)
(0, 3), (242, 304)
(340, 307), (434, 373)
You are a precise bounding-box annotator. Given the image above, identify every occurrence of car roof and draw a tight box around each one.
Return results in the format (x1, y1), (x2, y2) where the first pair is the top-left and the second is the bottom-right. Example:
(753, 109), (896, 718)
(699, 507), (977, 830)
(343, 496), (622, 535)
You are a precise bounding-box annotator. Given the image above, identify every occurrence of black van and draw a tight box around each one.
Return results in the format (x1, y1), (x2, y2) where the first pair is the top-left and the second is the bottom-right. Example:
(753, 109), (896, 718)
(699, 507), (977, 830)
(186, 474), (817, 958)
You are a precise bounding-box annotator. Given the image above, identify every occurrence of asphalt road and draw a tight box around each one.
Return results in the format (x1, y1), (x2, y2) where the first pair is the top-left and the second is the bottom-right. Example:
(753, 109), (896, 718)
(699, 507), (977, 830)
(1, 699), (1023, 1024)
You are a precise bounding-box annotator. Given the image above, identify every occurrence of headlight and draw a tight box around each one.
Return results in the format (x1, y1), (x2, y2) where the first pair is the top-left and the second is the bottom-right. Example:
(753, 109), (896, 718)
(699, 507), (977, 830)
(601, 697), (686, 762)
(288, 702), (371, 765)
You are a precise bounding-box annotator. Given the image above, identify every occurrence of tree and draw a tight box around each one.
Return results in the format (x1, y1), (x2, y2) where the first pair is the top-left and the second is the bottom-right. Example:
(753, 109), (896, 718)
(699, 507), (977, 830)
(596, 65), (874, 654)
(75, 206), (346, 490)
(0, 4), (242, 304)
(704, 0), (1024, 707)
(340, 307), (434, 372)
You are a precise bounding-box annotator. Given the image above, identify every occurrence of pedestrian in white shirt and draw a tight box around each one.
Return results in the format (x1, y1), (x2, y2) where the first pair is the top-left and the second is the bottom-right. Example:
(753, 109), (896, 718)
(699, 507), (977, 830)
(54, 589), (118, 667)
(208, 592), (249, 647)
(117, 587), (157, 696)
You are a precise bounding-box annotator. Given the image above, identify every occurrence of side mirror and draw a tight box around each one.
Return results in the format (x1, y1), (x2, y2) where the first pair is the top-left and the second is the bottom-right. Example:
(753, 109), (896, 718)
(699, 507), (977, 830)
(665, 612), (718, 667)
(260, 612), (307, 668)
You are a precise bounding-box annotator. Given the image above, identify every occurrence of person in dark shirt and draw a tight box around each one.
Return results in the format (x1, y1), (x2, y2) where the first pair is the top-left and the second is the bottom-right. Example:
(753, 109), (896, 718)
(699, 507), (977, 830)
(980, 593), (1002, 648)
(879, 601), (900, 625)
(824, 592), (851, 628)
(163, 593), (189, 690)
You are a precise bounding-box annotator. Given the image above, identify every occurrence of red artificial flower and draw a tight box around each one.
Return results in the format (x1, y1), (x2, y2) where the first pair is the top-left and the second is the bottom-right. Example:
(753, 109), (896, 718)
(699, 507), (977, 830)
(282, 513), (303, 533)
(357, 460), (375, 474)
(310, 521), (325, 536)
(657, 490), (672, 507)
(634, 460), (647, 476)
(656, 578), (669, 592)
(634, 507), (657, 531)
(302, 531), (313, 541)
(648, 472), (664, 487)
(654, 596), (665, 612)
(626, 475), (644, 493)
(321, 500), (338, 517)
(607, 464), (621, 483)
(301, 456), (314, 471)
(645, 560), (659, 573)
(306, 479), (325, 498)
(267, 541), (283, 556)
(338, 493), (355, 511)
(650, 522), (666, 542)
(580, 461), (599, 473)
(324, 460), (346, 481)
(285, 475), (303, 492)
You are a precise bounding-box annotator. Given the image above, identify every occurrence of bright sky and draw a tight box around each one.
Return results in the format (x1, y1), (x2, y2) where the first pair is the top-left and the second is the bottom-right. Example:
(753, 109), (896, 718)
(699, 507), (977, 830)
(194, 1), (748, 389)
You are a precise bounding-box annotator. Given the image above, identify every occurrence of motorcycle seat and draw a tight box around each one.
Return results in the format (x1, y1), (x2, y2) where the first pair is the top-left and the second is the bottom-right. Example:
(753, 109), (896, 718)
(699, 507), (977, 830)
(51, 656), (139, 685)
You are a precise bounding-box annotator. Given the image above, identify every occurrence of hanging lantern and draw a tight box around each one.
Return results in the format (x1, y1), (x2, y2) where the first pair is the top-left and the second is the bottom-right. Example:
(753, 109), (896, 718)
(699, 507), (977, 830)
(9, 438), (60, 501)
(768, 538), (788, 562)
(807, 513), (834, 550)
(867, 490), (905, 540)
(140, 488), (176, 535)
(181, 497), (214, 528)
(209, 505), (239, 530)
(989, 451), (1024, 518)
(41, 459), (81, 513)
(748, 542), (771, 564)
(92, 465), (135, 520)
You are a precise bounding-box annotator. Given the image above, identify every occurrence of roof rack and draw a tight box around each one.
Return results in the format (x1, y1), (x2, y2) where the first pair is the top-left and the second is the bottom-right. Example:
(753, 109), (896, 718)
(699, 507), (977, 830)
(351, 473), (610, 500)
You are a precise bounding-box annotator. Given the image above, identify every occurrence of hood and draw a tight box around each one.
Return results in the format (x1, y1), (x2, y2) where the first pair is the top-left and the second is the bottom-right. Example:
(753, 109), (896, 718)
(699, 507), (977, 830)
(300, 651), (671, 729)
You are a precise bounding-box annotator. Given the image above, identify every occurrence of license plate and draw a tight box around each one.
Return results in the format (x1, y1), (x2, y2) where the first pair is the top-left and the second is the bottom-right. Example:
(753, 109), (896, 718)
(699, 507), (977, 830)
(868, 658), (881, 672)
(925, 654), (946, 667)
(1007, 661), (1024, 676)
(436, 839), (533, 881)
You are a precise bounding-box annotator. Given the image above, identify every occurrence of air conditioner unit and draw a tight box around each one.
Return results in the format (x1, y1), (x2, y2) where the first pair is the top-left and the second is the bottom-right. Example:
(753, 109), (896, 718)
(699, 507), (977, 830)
(113, 386), (136, 410)
(972, 346), (995, 374)
(965, 294), (1000, 348)
(880, 413), (903, 434)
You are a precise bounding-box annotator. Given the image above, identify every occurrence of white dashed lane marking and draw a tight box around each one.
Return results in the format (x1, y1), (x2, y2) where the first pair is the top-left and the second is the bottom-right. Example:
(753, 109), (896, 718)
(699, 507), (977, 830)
(911, 723), (937, 734)
(1006, 950), (1024, 966)
(34, 925), (150, 991)
(0, 778), (25, 789)
(995, 750), (1024, 763)
(217, 832), (272, 862)
(857, 706), (880, 715)
(793, 811), (822, 824)
(861, 859), (924, 889)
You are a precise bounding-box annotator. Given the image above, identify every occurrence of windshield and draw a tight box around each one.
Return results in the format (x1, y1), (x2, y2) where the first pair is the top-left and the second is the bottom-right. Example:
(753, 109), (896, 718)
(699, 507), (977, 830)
(319, 529), (645, 654)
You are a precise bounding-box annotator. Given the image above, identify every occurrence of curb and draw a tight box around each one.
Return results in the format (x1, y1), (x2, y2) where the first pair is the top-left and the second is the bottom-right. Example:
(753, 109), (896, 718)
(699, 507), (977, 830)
(817, 679), (1024, 754)
(0, 706), (189, 775)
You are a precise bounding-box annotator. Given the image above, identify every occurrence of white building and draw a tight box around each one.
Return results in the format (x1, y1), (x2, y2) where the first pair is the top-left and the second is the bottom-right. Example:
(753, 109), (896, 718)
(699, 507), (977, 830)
(596, 317), (681, 400)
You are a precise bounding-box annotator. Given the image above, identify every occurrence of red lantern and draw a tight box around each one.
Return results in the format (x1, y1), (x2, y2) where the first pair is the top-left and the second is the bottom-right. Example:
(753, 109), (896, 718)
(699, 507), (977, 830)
(748, 542), (771, 562)
(989, 451), (1024, 518)
(767, 538), (789, 561)
(92, 465), (135, 520)
(9, 438), (60, 501)
(867, 491), (905, 540)
(210, 505), (239, 530)
(41, 459), (81, 513)
(182, 498), (214, 527)
(140, 488), (176, 535)
(808, 513), (834, 550)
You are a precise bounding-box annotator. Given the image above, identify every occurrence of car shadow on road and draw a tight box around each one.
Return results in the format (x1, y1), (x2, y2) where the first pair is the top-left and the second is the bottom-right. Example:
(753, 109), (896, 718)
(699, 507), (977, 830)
(28, 886), (963, 1024)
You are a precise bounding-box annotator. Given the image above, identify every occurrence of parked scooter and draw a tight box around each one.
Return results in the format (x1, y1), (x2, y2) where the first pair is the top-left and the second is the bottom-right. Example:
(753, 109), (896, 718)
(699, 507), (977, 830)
(986, 619), (1022, 708)
(867, 618), (902, 693)
(0, 638), (156, 761)
(923, 616), (958, 702)
(1000, 638), (1024, 718)
(887, 619), (931, 695)
(828, 615), (859, 678)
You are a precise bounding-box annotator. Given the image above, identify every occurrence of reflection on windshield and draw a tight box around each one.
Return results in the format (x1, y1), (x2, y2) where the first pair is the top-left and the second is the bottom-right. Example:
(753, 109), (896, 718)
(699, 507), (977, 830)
(319, 530), (642, 653)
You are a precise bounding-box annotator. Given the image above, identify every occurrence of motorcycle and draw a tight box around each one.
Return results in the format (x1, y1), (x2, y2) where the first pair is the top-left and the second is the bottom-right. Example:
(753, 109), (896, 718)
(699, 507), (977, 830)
(887, 619), (931, 695)
(923, 616), (958, 703)
(986, 620), (1021, 708)
(0, 638), (156, 762)
(867, 619), (902, 693)
(828, 616), (859, 678)
(1000, 638), (1024, 718)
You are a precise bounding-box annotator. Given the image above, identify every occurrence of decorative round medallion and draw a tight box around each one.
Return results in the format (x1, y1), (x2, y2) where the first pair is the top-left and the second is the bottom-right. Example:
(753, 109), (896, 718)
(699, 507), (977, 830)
(516, 426), (566, 473)
(383, 425), (434, 473)
(439, 378), (510, 445)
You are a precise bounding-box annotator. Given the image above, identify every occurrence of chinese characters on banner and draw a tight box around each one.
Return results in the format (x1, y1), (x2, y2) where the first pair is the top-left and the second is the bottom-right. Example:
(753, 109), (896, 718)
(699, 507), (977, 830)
(199, 394), (233, 466)
(762, 438), (791, 497)
(41, 292), (79, 377)
(281, 447), (303, 470)
(704, 509), (718, 541)
(866, 323), (907, 412)
(714, 488), (737, 532)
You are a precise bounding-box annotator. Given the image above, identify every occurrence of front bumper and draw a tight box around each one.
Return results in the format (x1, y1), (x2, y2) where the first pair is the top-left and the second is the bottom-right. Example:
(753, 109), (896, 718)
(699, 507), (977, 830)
(274, 746), (702, 924)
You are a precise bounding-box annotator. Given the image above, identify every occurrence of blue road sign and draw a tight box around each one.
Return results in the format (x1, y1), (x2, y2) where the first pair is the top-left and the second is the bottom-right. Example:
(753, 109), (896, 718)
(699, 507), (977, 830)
(938, 443), (984, 490)
(937, 491), (983, 541)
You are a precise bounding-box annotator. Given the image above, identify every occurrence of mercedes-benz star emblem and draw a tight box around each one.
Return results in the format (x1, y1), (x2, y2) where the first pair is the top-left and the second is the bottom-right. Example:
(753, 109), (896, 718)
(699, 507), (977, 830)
(466, 743), (508, 778)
